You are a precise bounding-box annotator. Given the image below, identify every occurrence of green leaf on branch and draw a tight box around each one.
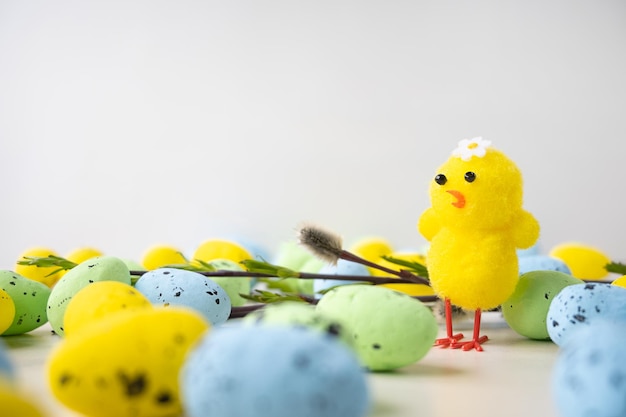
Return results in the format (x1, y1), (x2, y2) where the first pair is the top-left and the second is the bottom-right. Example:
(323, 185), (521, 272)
(17, 255), (77, 276)
(239, 289), (311, 304)
(606, 261), (626, 275)
(381, 255), (429, 278)
(240, 259), (299, 279)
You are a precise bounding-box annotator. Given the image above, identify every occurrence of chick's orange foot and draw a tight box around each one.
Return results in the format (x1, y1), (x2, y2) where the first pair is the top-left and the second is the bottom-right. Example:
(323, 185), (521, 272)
(434, 333), (464, 348)
(452, 335), (489, 352)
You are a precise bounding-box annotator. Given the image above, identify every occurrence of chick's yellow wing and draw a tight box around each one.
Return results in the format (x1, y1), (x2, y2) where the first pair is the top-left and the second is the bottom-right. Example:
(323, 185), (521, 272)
(512, 209), (540, 249)
(418, 207), (441, 242)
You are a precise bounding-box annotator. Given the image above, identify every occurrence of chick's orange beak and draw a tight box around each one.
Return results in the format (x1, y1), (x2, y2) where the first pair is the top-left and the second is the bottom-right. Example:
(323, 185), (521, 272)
(446, 190), (466, 208)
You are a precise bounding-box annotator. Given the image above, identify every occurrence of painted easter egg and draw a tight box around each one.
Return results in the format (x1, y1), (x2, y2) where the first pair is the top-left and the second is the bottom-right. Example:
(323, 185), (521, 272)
(0, 288), (15, 335)
(547, 283), (626, 346)
(206, 259), (251, 307)
(316, 285), (437, 371)
(134, 268), (231, 325)
(502, 271), (582, 339)
(48, 306), (209, 417)
(549, 243), (610, 280)
(14, 247), (64, 287)
(141, 245), (187, 270)
(553, 319), (626, 417)
(66, 247), (103, 264)
(47, 256), (131, 336)
(63, 281), (152, 337)
(0, 381), (45, 417)
(181, 325), (370, 417)
(314, 260), (369, 295)
(192, 239), (252, 265)
(0, 271), (51, 335)
(611, 275), (626, 288)
(518, 255), (571, 275)
(242, 301), (354, 348)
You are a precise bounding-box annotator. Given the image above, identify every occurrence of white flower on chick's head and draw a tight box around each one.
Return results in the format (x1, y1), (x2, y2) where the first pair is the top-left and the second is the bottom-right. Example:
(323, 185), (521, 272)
(452, 137), (492, 161)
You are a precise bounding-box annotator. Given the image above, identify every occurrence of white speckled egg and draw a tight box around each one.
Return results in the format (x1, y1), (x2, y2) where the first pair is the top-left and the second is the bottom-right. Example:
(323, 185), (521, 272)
(135, 268), (231, 325)
(181, 325), (370, 417)
(553, 319), (626, 417)
(547, 283), (626, 346)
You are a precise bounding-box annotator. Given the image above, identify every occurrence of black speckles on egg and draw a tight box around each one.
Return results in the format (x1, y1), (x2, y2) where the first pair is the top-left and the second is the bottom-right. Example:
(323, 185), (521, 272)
(544, 293), (550, 300)
(573, 314), (586, 323)
(326, 323), (342, 337)
(609, 371), (625, 389)
(59, 373), (74, 386)
(173, 333), (185, 345)
(155, 391), (173, 405)
(117, 371), (148, 397)
(293, 352), (312, 370)
(584, 284), (596, 290)
(215, 299), (220, 304)
(372, 343), (381, 350)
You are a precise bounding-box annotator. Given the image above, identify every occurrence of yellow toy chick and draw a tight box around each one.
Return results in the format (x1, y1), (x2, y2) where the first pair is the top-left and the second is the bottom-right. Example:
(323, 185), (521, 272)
(418, 137), (539, 351)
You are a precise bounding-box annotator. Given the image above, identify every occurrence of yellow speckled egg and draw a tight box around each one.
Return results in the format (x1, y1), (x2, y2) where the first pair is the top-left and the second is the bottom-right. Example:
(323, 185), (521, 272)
(141, 245), (187, 270)
(0, 289), (15, 335)
(63, 281), (152, 337)
(66, 247), (103, 264)
(15, 247), (64, 287)
(350, 237), (394, 275)
(612, 275), (626, 288)
(0, 381), (45, 417)
(549, 243), (610, 280)
(48, 307), (210, 417)
(192, 239), (252, 264)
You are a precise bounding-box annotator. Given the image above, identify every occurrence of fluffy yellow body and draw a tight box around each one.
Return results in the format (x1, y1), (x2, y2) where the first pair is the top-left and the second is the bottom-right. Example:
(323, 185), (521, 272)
(419, 145), (539, 312)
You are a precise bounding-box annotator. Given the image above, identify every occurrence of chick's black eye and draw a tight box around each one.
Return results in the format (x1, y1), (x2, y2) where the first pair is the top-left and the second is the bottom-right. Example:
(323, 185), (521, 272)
(434, 174), (447, 185)
(464, 172), (476, 183)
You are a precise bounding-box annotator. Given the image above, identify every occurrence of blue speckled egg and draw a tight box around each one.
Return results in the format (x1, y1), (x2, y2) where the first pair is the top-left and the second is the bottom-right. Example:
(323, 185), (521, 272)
(553, 319), (626, 417)
(547, 283), (626, 346)
(518, 255), (571, 275)
(314, 260), (370, 295)
(135, 268), (231, 325)
(181, 325), (370, 417)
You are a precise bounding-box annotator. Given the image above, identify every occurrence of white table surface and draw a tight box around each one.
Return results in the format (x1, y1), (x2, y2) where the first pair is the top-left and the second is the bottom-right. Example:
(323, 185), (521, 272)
(4, 313), (560, 417)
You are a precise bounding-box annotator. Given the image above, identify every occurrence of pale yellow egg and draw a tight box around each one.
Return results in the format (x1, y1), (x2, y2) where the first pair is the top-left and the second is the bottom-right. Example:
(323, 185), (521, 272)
(0, 289), (15, 335)
(66, 247), (103, 264)
(48, 307), (209, 417)
(549, 243), (610, 280)
(63, 281), (152, 337)
(141, 245), (187, 270)
(0, 381), (45, 417)
(14, 247), (64, 287)
(611, 275), (626, 288)
(192, 239), (251, 265)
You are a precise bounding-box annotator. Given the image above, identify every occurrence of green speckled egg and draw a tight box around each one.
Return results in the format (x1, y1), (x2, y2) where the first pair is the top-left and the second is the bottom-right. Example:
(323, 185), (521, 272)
(47, 256), (131, 336)
(242, 301), (354, 348)
(502, 270), (582, 340)
(0, 270), (51, 335)
(316, 285), (437, 371)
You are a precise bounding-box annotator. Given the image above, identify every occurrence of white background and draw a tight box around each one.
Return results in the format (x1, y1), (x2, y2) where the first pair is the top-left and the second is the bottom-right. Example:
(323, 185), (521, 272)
(1, 0), (625, 269)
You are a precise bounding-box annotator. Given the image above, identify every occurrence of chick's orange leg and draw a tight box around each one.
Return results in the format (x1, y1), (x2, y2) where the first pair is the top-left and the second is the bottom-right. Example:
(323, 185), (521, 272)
(434, 298), (464, 348)
(452, 309), (489, 352)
